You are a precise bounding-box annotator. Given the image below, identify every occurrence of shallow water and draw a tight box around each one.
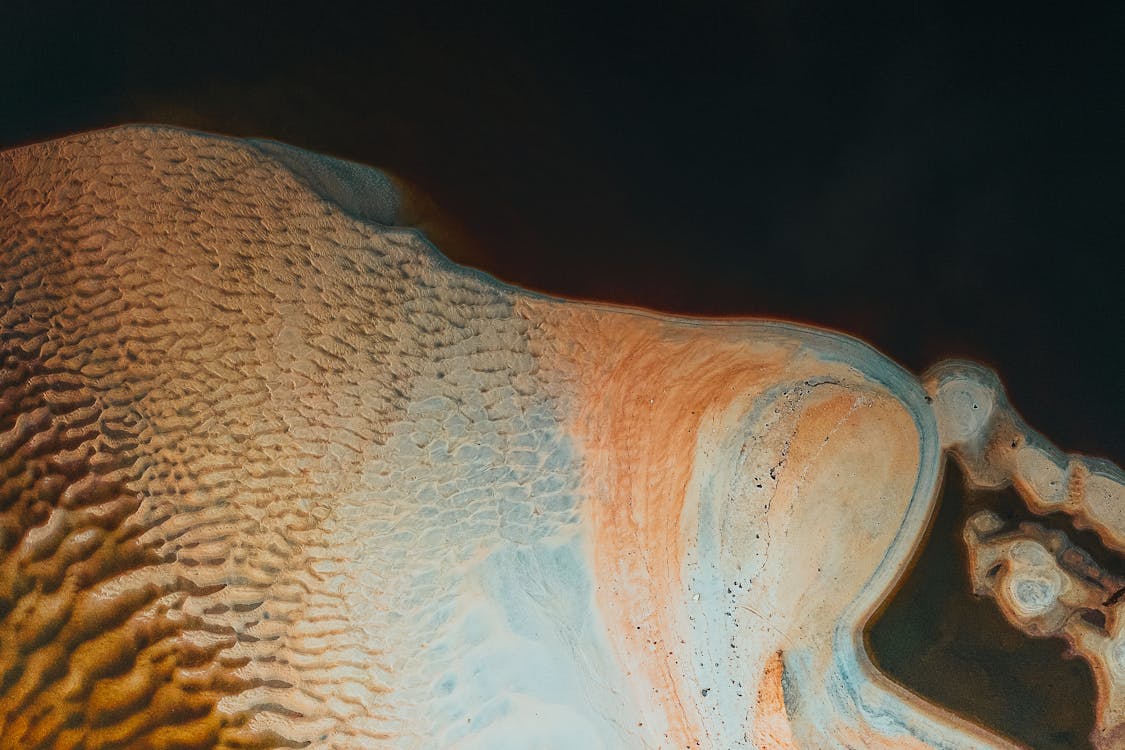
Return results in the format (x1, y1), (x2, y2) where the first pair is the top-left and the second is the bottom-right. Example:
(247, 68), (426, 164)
(3, 5), (1122, 744)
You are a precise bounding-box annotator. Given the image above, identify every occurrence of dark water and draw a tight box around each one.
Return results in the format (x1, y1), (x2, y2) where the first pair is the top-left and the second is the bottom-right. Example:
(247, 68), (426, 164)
(4, 3), (1123, 746)
(869, 462), (1102, 749)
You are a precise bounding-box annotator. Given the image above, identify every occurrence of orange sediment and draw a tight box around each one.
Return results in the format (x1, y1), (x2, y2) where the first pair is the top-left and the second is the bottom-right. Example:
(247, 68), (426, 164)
(752, 651), (799, 749)
(518, 297), (800, 746)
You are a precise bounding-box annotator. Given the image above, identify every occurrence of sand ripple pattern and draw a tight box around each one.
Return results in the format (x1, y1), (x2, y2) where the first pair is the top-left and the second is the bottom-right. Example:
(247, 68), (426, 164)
(0, 127), (520, 748)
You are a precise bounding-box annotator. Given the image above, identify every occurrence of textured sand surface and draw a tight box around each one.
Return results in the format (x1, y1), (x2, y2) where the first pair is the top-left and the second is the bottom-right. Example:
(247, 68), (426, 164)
(1, 126), (1120, 749)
